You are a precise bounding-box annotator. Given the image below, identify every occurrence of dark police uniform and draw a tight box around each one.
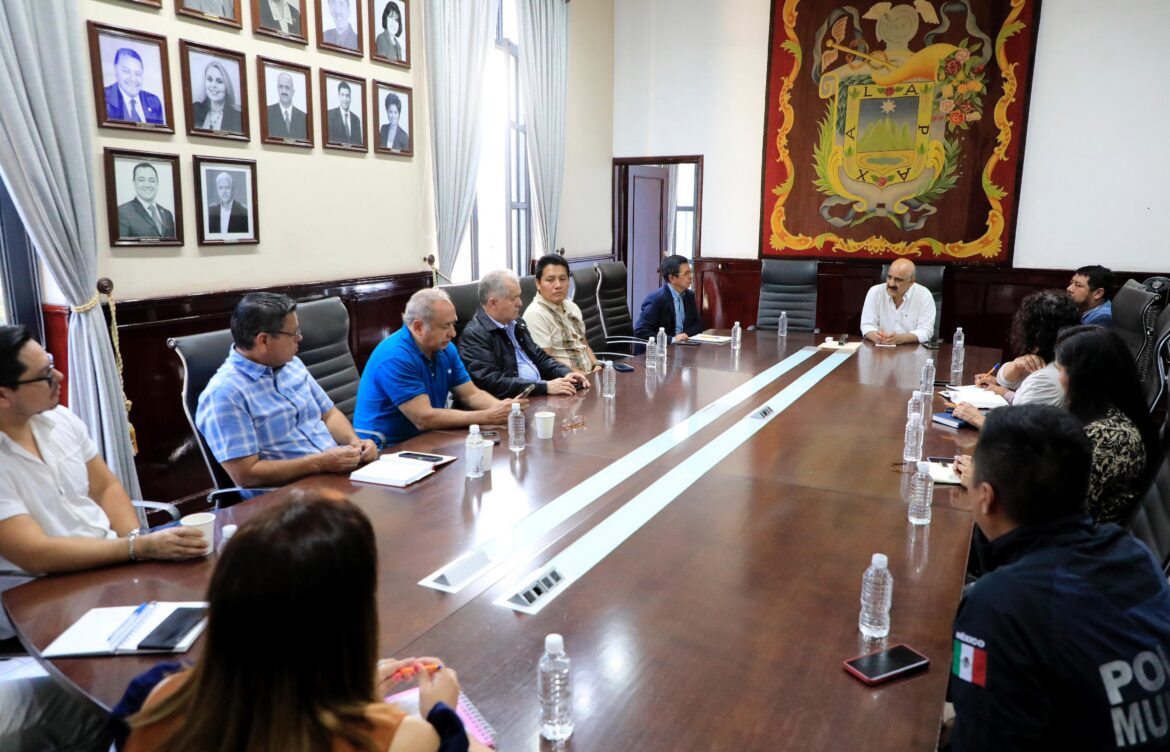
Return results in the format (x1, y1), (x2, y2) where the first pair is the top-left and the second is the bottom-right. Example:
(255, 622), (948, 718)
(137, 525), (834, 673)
(949, 514), (1170, 750)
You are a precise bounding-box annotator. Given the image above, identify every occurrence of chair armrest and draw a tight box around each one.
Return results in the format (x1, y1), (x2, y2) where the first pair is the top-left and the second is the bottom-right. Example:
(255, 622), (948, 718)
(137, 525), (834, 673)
(594, 351), (634, 360)
(133, 500), (180, 523)
(355, 428), (387, 450)
(606, 336), (647, 345)
(209, 487), (276, 510)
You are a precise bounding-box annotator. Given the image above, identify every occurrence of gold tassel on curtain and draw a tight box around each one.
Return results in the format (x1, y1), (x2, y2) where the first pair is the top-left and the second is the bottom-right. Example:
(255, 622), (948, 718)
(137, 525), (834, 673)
(70, 278), (136, 454)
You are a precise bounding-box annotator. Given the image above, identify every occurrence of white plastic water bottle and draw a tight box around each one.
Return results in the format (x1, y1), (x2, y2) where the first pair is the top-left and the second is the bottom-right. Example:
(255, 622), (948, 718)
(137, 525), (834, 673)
(859, 553), (893, 639)
(507, 403), (525, 453)
(777, 311), (789, 338)
(538, 633), (574, 741)
(656, 327), (668, 362)
(465, 425), (484, 478)
(906, 389), (924, 423)
(645, 336), (657, 367)
(903, 415), (923, 463)
(731, 321), (742, 350)
(950, 327), (966, 386)
(920, 358), (936, 399)
(602, 361), (616, 398)
(908, 461), (934, 526)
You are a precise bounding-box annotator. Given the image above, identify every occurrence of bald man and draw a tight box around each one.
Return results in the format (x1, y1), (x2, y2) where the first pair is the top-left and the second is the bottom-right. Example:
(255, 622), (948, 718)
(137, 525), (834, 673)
(265, 71), (307, 140)
(860, 259), (936, 345)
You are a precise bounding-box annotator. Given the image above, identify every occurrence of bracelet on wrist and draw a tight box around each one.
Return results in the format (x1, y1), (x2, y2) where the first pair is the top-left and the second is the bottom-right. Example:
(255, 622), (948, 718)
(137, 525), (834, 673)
(127, 528), (142, 561)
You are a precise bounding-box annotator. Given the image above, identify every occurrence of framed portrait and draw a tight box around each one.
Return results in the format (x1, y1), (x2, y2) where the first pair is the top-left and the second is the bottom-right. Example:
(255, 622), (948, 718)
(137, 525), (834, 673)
(114, 0), (162, 7)
(251, 0), (308, 44)
(372, 81), (413, 156)
(104, 148), (183, 247)
(180, 41), (250, 141)
(317, 0), (364, 57)
(87, 22), (175, 134)
(176, 0), (243, 29)
(257, 57), (314, 148)
(194, 156), (259, 245)
(369, 0), (409, 69)
(321, 70), (367, 151)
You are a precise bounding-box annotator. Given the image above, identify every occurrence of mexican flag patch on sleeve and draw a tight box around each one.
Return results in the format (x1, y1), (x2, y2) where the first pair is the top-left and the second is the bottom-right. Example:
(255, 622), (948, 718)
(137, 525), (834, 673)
(952, 637), (987, 686)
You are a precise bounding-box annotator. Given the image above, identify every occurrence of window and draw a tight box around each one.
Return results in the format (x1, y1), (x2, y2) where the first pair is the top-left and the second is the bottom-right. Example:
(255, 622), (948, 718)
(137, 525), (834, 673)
(453, 0), (534, 282)
(0, 178), (43, 340)
(673, 163), (697, 257)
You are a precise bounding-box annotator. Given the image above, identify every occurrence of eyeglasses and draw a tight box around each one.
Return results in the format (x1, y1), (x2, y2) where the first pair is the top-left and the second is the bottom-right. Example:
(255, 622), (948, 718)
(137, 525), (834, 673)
(269, 328), (302, 339)
(11, 355), (57, 387)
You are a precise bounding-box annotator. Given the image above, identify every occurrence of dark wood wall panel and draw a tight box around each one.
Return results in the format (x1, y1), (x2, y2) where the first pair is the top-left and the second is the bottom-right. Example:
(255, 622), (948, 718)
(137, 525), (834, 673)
(42, 304), (70, 406)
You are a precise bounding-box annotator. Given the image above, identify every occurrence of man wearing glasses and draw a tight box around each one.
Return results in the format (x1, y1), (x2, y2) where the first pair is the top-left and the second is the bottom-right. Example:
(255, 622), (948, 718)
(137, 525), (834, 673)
(0, 325), (207, 749)
(196, 293), (377, 487)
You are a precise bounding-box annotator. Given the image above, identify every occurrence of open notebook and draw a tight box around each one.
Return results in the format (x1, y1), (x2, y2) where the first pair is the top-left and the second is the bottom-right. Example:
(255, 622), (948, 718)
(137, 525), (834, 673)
(350, 452), (455, 488)
(385, 688), (497, 749)
(44, 601), (208, 657)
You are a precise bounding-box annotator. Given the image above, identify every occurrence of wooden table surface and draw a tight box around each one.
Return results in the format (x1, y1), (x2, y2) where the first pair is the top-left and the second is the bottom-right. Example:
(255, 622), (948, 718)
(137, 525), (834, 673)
(3, 332), (996, 750)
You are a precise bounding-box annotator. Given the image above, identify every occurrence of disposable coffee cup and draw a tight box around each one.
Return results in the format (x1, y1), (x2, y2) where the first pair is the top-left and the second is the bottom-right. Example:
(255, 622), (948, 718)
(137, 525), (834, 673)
(180, 512), (216, 555)
(535, 411), (556, 439)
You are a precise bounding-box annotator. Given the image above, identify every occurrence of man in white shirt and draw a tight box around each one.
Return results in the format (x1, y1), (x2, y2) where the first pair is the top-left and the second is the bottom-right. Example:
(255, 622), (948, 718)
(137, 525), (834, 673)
(524, 254), (602, 374)
(859, 258), (936, 345)
(0, 326), (205, 749)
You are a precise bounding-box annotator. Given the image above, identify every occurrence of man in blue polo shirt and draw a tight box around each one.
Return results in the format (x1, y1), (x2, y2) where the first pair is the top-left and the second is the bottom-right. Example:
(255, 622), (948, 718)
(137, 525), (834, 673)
(1067, 264), (1114, 327)
(196, 293), (378, 487)
(354, 288), (522, 446)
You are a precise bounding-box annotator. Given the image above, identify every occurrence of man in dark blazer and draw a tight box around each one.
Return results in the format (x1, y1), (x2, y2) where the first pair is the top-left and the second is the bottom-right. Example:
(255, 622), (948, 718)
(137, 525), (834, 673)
(458, 270), (590, 399)
(379, 92), (410, 151)
(117, 163), (176, 239)
(258, 0), (302, 36)
(208, 172), (249, 234)
(326, 80), (363, 145)
(103, 48), (164, 125)
(634, 254), (704, 341)
(266, 71), (307, 140)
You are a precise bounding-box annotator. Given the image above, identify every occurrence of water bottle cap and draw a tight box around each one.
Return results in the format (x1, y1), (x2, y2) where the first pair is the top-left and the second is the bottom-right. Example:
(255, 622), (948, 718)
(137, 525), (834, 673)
(545, 633), (564, 653)
(734, 321), (740, 326)
(469, 424), (480, 434)
(511, 403), (521, 413)
(658, 327), (665, 333)
(956, 327), (963, 333)
(871, 553), (888, 569)
(221, 524), (238, 541)
(780, 311), (787, 316)
(912, 390), (921, 398)
(917, 461), (930, 473)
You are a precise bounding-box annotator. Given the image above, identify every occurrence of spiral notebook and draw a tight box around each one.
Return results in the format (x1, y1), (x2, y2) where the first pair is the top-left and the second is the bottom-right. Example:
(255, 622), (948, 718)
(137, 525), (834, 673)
(385, 688), (497, 748)
(43, 601), (208, 657)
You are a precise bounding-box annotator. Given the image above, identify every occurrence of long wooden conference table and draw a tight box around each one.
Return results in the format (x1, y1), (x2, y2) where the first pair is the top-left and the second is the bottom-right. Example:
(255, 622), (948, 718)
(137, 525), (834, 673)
(4, 332), (996, 750)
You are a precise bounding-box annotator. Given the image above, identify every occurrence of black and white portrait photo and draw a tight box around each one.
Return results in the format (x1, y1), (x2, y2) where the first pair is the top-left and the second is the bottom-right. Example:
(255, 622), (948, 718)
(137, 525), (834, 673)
(194, 157), (259, 245)
(373, 81), (412, 156)
(258, 57), (313, 147)
(318, 0), (362, 56)
(87, 23), (174, 133)
(104, 149), (183, 247)
(181, 41), (249, 140)
(177, 0), (243, 28)
(369, 0), (409, 67)
(322, 71), (366, 150)
(252, 0), (308, 43)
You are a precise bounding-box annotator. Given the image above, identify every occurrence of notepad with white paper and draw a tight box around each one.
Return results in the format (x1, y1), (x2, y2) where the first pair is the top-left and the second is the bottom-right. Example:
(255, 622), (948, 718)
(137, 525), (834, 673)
(943, 385), (1009, 409)
(690, 333), (732, 344)
(43, 601), (208, 657)
(927, 461), (962, 485)
(350, 455), (437, 487)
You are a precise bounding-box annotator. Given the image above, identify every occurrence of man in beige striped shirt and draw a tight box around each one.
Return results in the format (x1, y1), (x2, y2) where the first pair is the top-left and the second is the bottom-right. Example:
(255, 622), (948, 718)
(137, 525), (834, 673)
(523, 255), (602, 375)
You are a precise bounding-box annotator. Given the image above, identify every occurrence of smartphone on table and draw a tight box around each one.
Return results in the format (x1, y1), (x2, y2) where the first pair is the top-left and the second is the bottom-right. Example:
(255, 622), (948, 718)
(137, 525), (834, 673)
(843, 644), (930, 685)
(515, 383), (537, 400)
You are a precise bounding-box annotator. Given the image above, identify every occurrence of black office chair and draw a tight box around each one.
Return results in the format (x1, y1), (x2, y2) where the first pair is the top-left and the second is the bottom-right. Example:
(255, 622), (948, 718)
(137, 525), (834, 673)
(519, 274), (537, 315)
(880, 262), (944, 340)
(1145, 305), (1170, 413)
(754, 259), (818, 332)
(1113, 279), (1163, 386)
(572, 265), (607, 353)
(167, 328), (274, 509)
(440, 281), (480, 340)
(1126, 411), (1170, 576)
(595, 261), (642, 349)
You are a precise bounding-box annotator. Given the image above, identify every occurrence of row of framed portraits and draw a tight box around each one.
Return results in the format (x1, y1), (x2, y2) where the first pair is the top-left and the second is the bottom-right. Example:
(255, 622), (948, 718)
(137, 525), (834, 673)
(105, 149), (261, 248)
(88, 22), (414, 155)
(123, 0), (412, 69)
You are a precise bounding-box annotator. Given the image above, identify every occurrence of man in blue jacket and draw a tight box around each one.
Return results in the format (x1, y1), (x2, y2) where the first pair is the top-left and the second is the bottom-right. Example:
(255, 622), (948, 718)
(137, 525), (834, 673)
(948, 404), (1170, 750)
(634, 255), (704, 341)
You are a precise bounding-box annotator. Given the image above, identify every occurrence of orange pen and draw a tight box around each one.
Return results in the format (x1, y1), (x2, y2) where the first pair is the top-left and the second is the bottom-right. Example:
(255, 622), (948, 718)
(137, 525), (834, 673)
(390, 662), (442, 681)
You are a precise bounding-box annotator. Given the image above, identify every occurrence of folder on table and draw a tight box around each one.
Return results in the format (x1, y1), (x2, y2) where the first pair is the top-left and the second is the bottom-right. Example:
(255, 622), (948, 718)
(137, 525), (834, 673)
(43, 601), (208, 657)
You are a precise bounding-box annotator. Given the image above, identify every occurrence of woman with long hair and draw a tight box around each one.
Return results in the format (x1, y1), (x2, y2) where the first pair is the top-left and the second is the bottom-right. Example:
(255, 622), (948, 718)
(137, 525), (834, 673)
(1055, 325), (1161, 524)
(192, 59), (242, 133)
(126, 491), (486, 751)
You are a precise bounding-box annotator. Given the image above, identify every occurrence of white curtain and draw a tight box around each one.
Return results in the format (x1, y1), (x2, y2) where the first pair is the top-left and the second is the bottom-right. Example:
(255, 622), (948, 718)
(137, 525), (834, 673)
(665, 164), (679, 255)
(424, 0), (500, 277)
(0, 1), (142, 496)
(517, 0), (570, 255)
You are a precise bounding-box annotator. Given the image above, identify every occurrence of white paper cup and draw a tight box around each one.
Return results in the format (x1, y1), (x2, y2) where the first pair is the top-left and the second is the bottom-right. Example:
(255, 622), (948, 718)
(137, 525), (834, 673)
(180, 512), (216, 555)
(535, 411), (556, 439)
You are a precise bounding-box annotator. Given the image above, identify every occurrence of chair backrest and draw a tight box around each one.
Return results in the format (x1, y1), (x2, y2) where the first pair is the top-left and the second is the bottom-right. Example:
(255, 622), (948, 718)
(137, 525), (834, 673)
(519, 274), (537, 315)
(1126, 427), (1170, 576)
(596, 261), (635, 341)
(571, 265), (606, 352)
(880, 263), (944, 340)
(1144, 276), (1170, 310)
(1145, 304), (1170, 412)
(295, 297), (361, 421)
(167, 328), (237, 490)
(440, 281), (481, 339)
(1113, 279), (1163, 384)
(756, 259), (818, 332)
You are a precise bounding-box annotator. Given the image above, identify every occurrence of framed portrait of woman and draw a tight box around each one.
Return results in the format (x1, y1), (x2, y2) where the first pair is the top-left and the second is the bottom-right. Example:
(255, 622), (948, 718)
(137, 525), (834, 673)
(180, 41), (249, 141)
(368, 0), (409, 69)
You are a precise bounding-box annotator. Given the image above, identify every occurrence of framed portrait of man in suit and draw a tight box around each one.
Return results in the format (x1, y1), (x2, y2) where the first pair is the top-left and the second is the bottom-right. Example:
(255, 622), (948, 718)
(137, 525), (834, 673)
(194, 156), (259, 245)
(321, 71), (367, 152)
(317, 0), (363, 57)
(372, 81), (413, 157)
(87, 22), (175, 134)
(257, 57), (314, 148)
(180, 41), (250, 141)
(369, 0), (410, 69)
(104, 149), (183, 247)
(113, 0), (162, 7)
(177, 0), (243, 30)
(252, 0), (308, 44)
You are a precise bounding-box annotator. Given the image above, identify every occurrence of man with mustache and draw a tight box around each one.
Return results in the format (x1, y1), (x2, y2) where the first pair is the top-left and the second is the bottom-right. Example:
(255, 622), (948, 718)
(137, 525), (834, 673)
(860, 257), (936, 345)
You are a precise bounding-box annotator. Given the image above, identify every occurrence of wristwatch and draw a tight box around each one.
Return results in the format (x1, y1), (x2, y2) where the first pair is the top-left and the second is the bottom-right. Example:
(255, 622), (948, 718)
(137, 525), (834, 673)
(127, 528), (142, 561)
